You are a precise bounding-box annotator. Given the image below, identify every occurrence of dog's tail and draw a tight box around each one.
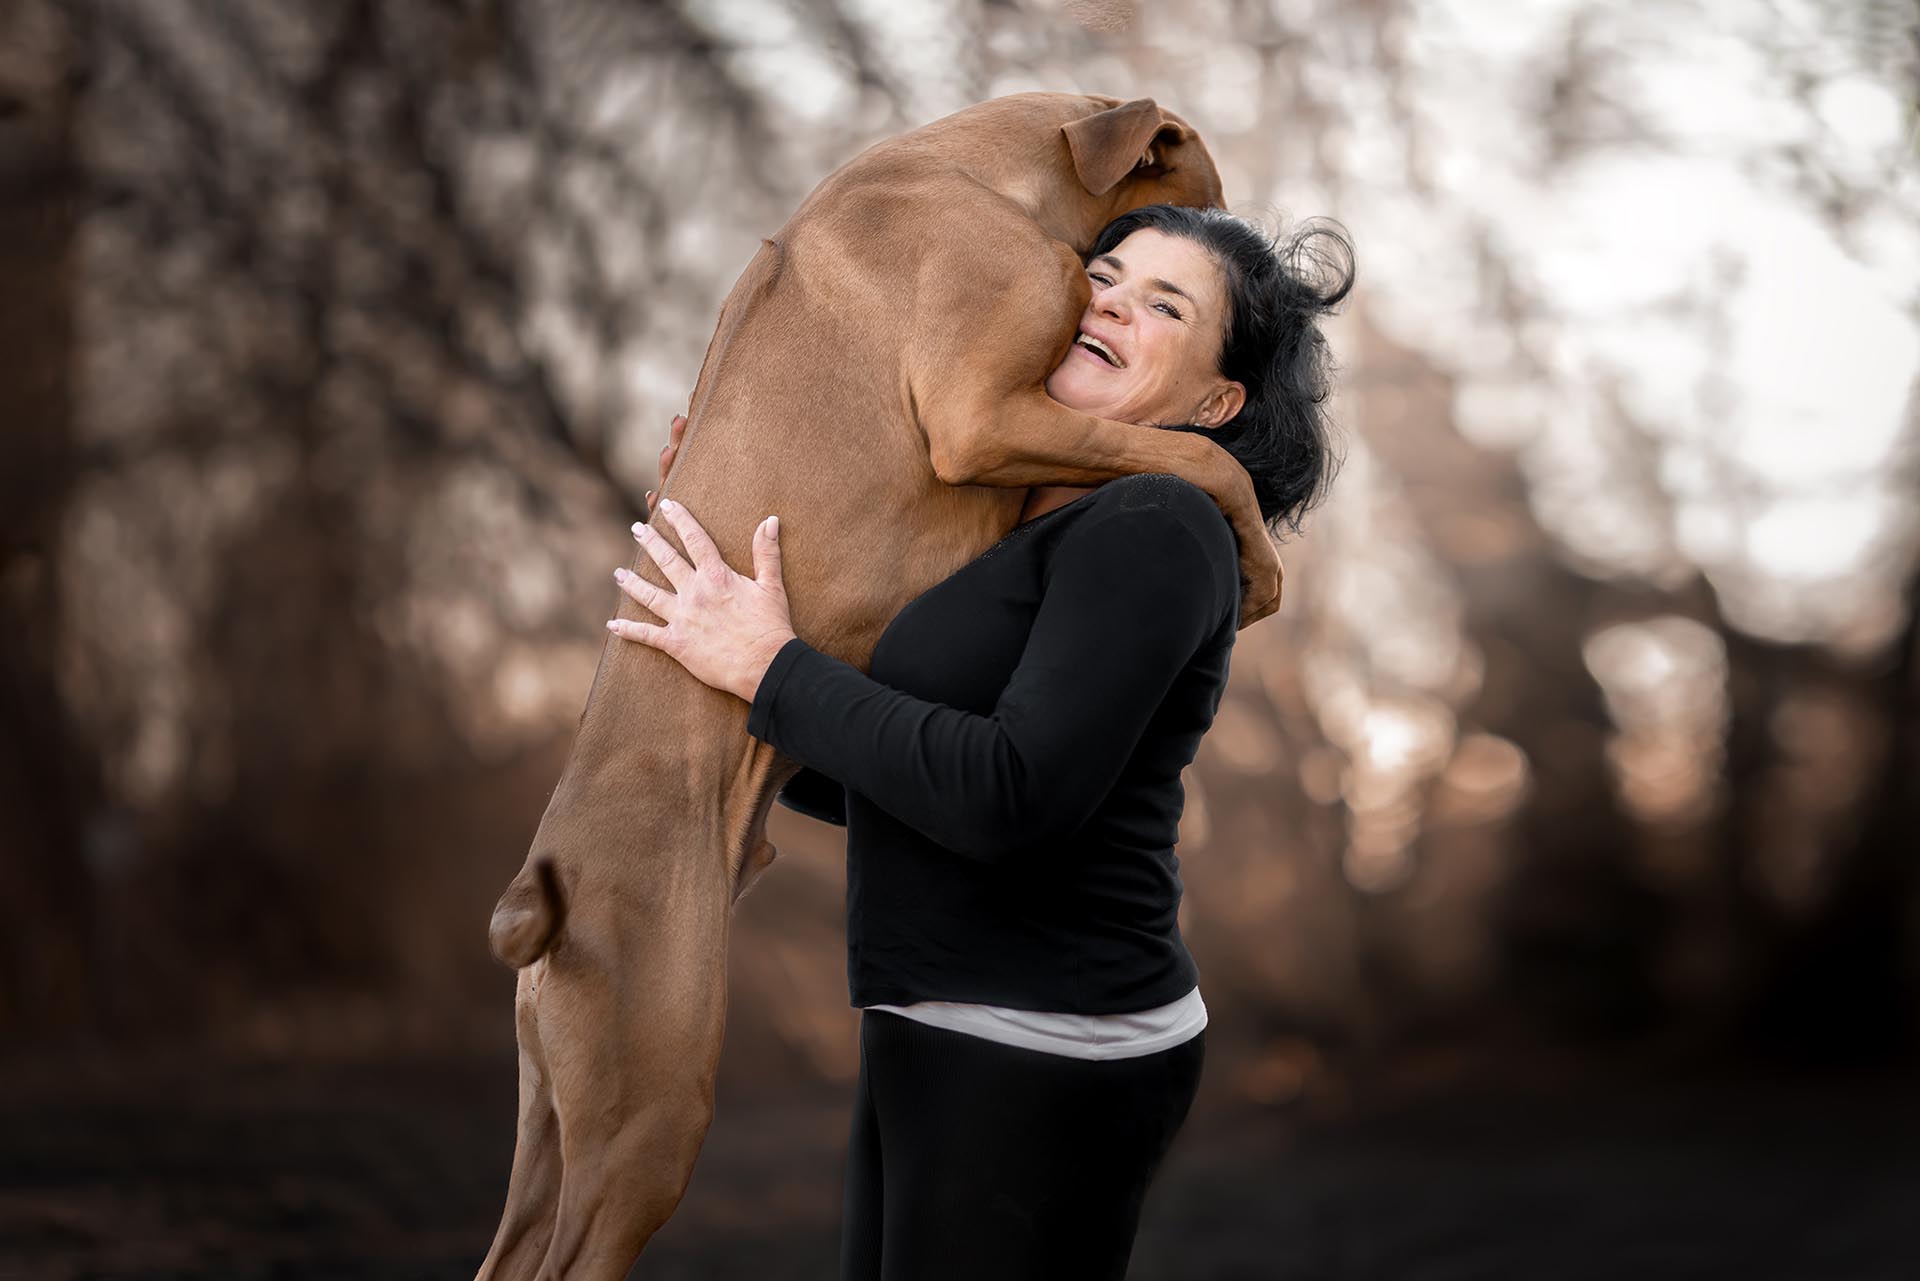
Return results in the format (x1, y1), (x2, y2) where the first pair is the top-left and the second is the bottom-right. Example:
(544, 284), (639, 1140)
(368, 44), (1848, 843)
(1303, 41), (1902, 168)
(488, 856), (565, 969)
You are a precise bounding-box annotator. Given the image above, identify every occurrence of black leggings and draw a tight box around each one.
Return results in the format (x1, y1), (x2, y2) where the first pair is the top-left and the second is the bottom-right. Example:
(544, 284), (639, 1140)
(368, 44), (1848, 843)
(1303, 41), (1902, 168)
(839, 1008), (1205, 1281)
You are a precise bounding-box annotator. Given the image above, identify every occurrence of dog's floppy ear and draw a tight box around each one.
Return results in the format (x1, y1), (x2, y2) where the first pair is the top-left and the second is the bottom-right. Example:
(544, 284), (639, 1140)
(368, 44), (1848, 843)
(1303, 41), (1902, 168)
(1063, 97), (1191, 196)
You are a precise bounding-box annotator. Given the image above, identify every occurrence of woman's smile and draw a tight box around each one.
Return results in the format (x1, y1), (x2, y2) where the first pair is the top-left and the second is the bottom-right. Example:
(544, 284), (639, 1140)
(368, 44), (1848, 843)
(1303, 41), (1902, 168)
(1043, 226), (1242, 429)
(1072, 339), (1118, 367)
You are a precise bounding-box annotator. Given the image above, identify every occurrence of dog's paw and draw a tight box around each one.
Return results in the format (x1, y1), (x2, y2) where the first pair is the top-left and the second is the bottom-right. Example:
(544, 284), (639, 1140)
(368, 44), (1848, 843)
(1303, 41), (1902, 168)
(1237, 586), (1280, 630)
(1236, 551), (1283, 630)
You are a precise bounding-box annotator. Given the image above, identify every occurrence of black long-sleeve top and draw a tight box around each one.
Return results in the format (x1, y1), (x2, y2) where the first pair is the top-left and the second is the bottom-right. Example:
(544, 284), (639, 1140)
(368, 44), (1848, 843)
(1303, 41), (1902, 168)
(746, 472), (1240, 1014)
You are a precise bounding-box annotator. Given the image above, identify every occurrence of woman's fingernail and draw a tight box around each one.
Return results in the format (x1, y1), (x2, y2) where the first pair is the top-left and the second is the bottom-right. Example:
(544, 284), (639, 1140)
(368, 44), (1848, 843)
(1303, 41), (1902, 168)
(605, 620), (619, 632)
(768, 515), (779, 538)
(614, 567), (627, 582)
(631, 521), (644, 534)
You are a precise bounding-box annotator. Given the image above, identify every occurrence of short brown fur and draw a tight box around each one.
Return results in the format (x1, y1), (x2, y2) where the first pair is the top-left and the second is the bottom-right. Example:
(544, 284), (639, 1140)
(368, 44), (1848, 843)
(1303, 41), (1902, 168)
(475, 92), (1281, 1280)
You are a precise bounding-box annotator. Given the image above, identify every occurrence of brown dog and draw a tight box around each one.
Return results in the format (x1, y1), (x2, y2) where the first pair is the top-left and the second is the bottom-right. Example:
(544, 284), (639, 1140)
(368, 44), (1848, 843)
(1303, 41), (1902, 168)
(476, 92), (1281, 1279)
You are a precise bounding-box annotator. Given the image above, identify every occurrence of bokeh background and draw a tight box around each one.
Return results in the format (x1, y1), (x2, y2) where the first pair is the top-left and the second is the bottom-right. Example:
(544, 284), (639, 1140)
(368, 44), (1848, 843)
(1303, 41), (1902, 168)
(3, 0), (1917, 1277)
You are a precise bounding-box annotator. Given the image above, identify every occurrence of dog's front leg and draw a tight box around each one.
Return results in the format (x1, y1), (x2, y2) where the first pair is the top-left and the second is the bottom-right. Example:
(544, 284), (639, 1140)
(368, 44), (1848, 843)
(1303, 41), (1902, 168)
(928, 386), (1282, 627)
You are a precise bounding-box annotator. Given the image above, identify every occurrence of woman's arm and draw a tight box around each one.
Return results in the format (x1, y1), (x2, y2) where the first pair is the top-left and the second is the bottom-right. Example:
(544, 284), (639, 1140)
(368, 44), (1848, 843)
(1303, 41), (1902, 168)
(743, 498), (1232, 863)
(611, 468), (1232, 860)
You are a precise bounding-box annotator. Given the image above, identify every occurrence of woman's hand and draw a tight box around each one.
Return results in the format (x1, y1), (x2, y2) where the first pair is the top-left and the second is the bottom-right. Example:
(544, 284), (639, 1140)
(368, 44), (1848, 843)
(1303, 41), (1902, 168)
(608, 498), (796, 704)
(644, 413), (687, 514)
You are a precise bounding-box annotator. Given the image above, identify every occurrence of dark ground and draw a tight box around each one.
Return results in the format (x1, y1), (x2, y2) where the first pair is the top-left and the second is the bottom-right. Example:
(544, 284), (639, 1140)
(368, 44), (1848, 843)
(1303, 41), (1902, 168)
(1, 1046), (1914, 1281)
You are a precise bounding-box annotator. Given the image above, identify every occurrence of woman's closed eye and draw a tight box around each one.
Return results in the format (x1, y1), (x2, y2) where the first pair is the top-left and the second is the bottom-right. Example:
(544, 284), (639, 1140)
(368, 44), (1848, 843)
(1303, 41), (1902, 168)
(1086, 271), (1182, 319)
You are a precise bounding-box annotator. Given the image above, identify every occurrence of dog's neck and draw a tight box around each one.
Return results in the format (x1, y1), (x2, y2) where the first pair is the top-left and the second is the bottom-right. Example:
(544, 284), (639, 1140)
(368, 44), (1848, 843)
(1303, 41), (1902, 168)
(966, 161), (1106, 251)
(995, 171), (1049, 226)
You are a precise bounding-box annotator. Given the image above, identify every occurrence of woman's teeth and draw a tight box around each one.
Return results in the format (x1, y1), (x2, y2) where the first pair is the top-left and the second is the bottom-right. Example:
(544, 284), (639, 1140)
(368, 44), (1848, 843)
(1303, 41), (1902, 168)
(1075, 334), (1121, 366)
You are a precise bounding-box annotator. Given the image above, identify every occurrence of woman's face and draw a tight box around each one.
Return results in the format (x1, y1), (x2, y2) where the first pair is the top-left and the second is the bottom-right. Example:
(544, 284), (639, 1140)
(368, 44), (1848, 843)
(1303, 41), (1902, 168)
(1044, 227), (1245, 430)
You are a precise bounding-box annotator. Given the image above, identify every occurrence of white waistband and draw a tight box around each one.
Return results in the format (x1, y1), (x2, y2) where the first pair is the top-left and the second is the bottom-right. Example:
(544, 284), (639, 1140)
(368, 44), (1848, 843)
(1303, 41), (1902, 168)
(861, 985), (1206, 1061)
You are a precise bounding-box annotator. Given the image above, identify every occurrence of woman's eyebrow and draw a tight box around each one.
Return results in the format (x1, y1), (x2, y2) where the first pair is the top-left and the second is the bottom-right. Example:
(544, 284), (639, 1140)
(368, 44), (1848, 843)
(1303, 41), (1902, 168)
(1091, 253), (1196, 306)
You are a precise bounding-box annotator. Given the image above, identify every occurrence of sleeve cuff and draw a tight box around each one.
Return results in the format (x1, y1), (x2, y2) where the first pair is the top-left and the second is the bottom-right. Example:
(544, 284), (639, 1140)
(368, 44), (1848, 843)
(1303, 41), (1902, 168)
(747, 634), (814, 743)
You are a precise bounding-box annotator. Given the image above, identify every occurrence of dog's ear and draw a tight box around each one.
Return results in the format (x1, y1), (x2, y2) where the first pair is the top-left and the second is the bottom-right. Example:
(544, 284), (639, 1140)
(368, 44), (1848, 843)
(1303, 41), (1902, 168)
(1063, 97), (1192, 196)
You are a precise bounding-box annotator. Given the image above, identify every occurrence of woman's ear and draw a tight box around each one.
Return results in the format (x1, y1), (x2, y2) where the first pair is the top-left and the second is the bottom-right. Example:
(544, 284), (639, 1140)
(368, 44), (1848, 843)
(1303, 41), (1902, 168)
(1195, 380), (1246, 428)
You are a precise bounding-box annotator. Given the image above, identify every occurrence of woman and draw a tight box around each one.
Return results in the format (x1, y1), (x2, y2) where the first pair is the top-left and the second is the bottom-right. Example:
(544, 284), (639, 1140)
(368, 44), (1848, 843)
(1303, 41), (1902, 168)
(610, 204), (1352, 1280)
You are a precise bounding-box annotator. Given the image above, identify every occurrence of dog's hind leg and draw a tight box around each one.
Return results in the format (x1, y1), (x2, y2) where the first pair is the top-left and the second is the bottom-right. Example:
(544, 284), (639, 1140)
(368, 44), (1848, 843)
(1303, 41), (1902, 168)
(536, 1088), (717, 1280)
(530, 906), (730, 1279)
(474, 965), (565, 1281)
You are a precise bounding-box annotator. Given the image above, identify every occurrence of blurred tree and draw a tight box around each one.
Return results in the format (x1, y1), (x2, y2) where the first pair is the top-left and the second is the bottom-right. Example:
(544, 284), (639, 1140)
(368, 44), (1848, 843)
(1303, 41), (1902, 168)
(0, 0), (97, 1034)
(0, 0), (1913, 1075)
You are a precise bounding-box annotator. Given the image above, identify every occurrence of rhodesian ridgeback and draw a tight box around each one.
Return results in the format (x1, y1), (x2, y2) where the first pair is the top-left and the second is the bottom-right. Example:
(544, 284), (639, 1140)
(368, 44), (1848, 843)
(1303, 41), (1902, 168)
(476, 92), (1280, 1279)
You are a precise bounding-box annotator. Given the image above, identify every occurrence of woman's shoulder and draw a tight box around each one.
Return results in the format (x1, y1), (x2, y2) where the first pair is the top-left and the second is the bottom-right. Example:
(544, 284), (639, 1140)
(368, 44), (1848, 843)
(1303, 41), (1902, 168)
(1081, 473), (1234, 547)
(1064, 474), (1241, 619)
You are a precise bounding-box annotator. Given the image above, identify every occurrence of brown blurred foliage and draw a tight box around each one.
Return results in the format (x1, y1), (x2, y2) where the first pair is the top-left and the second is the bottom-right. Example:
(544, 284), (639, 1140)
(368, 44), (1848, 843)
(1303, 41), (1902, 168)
(2, 0), (1916, 1094)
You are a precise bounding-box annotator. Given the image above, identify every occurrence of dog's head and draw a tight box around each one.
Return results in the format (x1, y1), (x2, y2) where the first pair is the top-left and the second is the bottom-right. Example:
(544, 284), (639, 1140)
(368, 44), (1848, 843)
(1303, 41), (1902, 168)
(1062, 95), (1223, 219)
(933, 93), (1225, 250)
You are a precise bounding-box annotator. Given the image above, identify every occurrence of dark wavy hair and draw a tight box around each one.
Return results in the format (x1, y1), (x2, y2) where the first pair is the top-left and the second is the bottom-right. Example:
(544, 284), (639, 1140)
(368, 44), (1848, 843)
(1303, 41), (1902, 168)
(1088, 204), (1354, 538)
